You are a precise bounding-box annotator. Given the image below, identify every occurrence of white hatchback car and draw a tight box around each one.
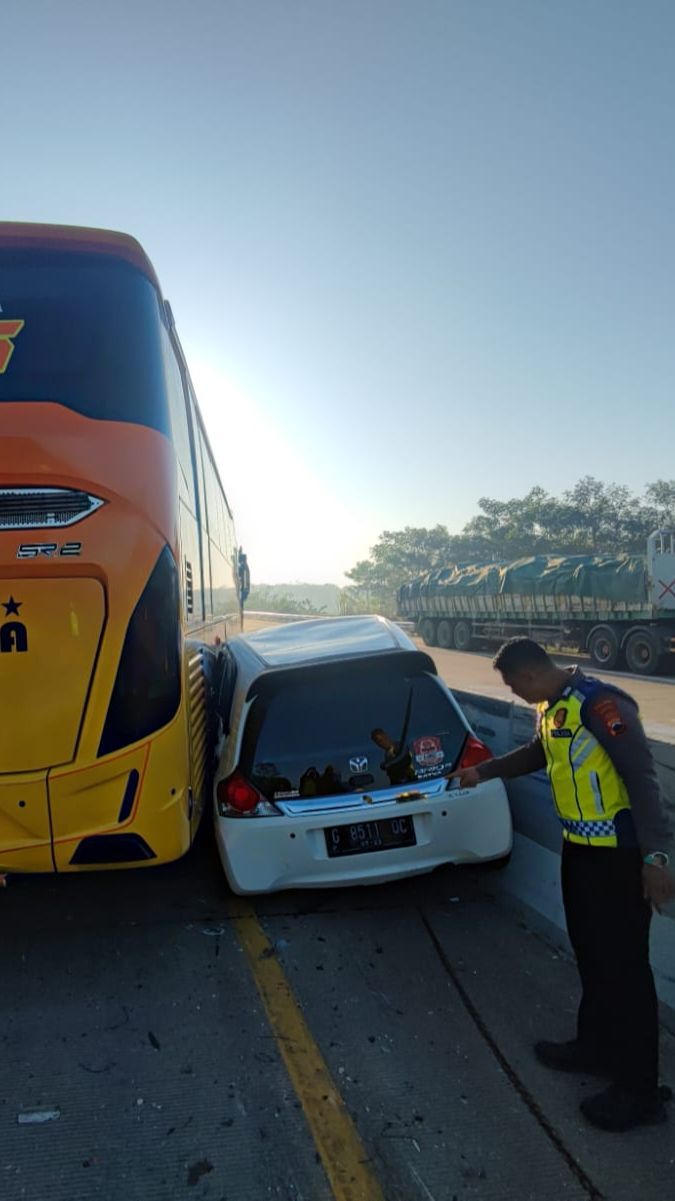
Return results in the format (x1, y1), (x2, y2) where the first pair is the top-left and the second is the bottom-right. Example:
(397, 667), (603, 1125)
(213, 616), (512, 894)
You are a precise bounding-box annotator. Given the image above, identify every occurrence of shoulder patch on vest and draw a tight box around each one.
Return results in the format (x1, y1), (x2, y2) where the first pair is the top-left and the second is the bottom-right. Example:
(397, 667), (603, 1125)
(591, 697), (627, 737)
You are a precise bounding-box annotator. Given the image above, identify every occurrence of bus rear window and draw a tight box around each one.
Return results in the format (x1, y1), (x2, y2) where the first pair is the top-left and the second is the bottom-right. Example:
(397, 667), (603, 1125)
(0, 249), (169, 433)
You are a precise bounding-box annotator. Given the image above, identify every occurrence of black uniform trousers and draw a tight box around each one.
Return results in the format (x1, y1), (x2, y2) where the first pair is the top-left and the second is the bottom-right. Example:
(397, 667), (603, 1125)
(561, 840), (659, 1095)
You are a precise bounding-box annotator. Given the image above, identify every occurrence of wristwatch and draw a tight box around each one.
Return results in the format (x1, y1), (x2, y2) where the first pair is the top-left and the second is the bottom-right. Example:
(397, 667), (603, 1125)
(644, 851), (670, 869)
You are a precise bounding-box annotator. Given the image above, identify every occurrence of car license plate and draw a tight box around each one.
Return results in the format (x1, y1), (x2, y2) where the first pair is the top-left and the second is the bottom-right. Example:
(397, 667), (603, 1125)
(325, 816), (416, 858)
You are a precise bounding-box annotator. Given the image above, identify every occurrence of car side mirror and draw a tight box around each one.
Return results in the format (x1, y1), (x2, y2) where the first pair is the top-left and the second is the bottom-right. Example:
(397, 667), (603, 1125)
(238, 549), (250, 603)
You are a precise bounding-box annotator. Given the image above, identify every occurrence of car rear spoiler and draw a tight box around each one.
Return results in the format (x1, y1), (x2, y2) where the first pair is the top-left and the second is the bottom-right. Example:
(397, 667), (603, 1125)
(244, 649), (438, 703)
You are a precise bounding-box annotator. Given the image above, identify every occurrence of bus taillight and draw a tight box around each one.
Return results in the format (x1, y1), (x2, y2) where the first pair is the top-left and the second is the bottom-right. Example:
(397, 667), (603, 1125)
(99, 546), (181, 756)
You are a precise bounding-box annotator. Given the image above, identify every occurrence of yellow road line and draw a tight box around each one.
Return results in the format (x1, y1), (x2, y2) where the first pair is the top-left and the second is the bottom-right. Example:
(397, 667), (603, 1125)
(228, 899), (385, 1201)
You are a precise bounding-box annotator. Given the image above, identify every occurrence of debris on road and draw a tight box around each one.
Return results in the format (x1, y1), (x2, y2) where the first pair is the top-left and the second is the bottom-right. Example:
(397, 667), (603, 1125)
(17, 1108), (60, 1125)
(187, 1158), (214, 1186)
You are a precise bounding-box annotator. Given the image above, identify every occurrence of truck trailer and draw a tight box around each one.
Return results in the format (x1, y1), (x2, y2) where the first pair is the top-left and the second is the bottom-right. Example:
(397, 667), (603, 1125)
(397, 530), (675, 675)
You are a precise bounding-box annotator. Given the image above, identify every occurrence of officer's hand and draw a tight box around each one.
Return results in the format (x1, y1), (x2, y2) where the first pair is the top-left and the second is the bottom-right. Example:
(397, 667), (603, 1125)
(642, 865), (675, 913)
(446, 767), (482, 789)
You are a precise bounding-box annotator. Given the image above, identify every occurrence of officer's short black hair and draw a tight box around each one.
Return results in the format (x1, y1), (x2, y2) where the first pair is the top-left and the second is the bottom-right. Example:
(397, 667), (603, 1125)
(493, 638), (553, 675)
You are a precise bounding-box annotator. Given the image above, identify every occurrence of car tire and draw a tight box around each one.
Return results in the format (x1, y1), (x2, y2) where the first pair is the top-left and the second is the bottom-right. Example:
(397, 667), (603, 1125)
(624, 628), (662, 675)
(453, 620), (472, 652)
(437, 619), (453, 648)
(588, 626), (620, 671)
(419, 618), (438, 646)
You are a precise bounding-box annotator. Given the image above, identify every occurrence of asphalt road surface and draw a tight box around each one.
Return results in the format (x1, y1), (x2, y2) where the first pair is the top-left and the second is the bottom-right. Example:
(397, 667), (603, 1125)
(418, 644), (675, 744)
(3, 832), (674, 1201)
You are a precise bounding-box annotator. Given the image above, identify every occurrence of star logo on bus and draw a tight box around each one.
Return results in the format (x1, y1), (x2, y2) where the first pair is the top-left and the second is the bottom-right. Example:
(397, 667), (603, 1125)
(0, 319), (25, 374)
(2, 596), (22, 615)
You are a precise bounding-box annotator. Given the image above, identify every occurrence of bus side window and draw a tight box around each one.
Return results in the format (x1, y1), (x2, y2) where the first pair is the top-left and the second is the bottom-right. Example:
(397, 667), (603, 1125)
(162, 329), (195, 509)
(205, 444), (225, 551)
(201, 431), (227, 618)
(191, 401), (212, 619)
(188, 387), (209, 534)
(162, 330), (205, 623)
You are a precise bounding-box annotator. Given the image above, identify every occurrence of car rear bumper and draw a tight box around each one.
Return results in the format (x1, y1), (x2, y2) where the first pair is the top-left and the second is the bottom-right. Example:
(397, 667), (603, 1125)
(214, 778), (512, 895)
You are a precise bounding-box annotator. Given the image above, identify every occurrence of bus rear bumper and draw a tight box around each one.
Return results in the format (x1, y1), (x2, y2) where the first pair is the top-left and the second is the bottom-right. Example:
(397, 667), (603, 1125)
(0, 719), (194, 874)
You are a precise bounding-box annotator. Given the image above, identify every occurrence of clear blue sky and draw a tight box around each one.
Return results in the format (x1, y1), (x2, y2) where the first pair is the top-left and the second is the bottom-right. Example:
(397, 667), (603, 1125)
(3, 1), (674, 583)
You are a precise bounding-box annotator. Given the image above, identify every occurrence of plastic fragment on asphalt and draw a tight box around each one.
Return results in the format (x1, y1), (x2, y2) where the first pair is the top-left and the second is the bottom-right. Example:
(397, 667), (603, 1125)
(17, 1108), (60, 1125)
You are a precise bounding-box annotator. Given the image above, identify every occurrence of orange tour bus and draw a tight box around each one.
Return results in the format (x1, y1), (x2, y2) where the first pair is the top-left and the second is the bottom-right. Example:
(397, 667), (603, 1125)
(0, 223), (248, 873)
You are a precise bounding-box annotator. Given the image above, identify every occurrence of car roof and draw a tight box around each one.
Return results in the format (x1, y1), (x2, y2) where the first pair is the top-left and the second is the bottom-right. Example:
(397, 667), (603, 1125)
(227, 615), (436, 678)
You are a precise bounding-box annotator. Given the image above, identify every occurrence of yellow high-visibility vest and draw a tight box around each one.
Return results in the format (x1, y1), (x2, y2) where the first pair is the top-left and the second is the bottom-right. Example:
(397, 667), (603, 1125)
(538, 679), (632, 847)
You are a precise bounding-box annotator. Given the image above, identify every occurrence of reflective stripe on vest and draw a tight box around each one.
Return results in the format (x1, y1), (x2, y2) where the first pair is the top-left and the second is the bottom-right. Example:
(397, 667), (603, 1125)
(538, 678), (631, 847)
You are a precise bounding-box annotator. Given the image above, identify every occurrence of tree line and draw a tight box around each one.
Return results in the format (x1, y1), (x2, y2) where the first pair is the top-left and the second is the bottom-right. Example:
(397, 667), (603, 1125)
(341, 477), (675, 616)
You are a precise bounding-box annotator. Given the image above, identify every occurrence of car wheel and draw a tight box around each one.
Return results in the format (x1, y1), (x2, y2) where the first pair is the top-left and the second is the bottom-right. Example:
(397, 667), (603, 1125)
(453, 620), (472, 652)
(624, 629), (661, 675)
(420, 618), (438, 646)
(588, 626), (620, 671)
(437, 619), (453, 648)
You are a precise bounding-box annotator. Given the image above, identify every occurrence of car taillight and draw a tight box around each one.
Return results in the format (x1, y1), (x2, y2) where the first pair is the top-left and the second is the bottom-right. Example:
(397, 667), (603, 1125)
(217, 771), (263, 814)
(458, 735), (493, 769)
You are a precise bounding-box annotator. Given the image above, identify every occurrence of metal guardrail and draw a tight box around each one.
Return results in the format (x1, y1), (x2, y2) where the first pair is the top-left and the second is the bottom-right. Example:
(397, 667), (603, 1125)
(243, 610), (310, 623)
(243, 610), (416, 632)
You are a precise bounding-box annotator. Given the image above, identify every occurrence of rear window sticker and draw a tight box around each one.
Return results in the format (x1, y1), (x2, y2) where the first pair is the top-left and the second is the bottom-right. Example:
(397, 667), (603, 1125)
(413, 735), (444, 768)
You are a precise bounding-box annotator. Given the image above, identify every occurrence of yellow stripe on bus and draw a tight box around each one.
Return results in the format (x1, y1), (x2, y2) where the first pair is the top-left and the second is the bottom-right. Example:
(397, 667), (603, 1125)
(229, 900), (384, 1201)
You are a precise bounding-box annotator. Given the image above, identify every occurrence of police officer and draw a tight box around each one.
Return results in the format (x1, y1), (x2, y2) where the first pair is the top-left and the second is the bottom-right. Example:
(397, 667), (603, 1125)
(451, 637), (675, 1132)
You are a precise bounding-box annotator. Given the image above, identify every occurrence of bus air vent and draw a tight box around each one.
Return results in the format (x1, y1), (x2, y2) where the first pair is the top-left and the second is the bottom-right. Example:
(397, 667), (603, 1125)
(185, 559), (194, 615)
(70, 833), (157, 865)
(0, 487), (105, 530)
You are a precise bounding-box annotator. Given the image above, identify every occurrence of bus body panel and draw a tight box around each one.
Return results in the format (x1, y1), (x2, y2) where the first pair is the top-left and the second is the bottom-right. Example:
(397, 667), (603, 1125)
(48, 717), (192, 871)
(0, 577), (105, 772)
(0, 228), (243, 873)
(0, 401), (178, 545)
(0, 222), (163, 292)
(0, 773), (53, 872)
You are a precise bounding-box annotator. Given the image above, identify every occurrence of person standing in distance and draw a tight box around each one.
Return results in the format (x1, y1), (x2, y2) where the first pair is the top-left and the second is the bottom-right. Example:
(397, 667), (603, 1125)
(450, 637), (675, 1132)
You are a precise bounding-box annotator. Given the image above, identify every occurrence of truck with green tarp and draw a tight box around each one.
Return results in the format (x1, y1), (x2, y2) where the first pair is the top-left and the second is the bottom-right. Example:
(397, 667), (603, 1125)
(397, 530), (675, 675)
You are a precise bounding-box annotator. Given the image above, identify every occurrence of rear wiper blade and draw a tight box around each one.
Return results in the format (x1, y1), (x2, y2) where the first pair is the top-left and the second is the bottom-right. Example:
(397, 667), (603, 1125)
(395, 683), (414, 757)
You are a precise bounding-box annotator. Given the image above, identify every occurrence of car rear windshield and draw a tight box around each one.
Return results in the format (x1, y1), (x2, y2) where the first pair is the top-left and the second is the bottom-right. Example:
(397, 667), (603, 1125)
(243, 666), (468, 801)
(0, 248), (169, 433)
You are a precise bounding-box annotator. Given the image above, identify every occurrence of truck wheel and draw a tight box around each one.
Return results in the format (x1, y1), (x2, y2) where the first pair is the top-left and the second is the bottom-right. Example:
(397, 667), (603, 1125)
(437, 619), (453, 648)
(453, 620), (472, 652)
(624, 629), (661, 675)
(420, 618), (438, 647)
(588, 626), (620, 671)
